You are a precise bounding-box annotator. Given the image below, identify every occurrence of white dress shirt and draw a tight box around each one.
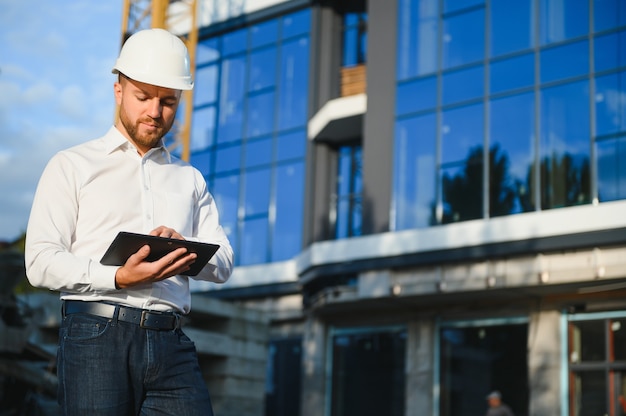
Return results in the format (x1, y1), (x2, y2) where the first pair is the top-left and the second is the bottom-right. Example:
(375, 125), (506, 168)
(25, 126), (233, 314)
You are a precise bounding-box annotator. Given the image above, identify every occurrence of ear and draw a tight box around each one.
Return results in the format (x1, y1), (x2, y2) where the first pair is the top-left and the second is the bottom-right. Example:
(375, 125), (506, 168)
(114, 82), (123, 106)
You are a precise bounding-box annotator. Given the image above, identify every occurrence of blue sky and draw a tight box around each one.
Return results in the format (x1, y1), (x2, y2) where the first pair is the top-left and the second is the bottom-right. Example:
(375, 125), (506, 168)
(0, 0), (124, 241)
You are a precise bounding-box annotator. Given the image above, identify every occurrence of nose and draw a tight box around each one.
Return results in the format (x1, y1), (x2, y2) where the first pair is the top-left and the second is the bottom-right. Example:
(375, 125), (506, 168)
(146, 97), (162, 119)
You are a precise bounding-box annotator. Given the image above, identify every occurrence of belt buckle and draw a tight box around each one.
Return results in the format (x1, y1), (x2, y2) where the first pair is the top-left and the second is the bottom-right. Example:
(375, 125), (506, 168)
(140, 310), (164, 330)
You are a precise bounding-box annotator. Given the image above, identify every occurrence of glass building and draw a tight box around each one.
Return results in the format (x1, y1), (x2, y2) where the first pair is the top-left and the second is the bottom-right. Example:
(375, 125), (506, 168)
(184, 0), (626, 415)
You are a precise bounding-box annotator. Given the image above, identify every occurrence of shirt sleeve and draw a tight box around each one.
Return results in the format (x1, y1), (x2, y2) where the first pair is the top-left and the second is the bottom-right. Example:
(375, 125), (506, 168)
(187, 171), (233, 284)
(24, 153), (118, 293)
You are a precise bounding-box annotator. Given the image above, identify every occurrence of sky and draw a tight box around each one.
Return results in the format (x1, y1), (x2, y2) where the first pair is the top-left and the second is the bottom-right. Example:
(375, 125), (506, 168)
(0, 0), (124, 241)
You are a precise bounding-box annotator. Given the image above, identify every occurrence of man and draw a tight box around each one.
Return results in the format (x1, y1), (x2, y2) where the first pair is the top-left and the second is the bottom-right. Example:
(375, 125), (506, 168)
(485, 391), (515, 416)
(25, 28), (233, 415)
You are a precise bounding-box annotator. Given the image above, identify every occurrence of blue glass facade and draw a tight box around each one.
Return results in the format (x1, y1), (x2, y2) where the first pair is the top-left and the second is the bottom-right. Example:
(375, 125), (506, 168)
(190, 9), (310, 266)
(394, 0), (626, 230)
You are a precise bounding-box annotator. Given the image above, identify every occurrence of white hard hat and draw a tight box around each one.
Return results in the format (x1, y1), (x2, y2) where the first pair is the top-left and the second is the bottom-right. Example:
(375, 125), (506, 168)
(112, 28), (194, 90)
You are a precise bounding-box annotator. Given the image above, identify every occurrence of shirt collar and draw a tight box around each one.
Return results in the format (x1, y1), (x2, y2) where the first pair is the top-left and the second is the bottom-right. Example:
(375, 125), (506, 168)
(103, 126), (172, 163)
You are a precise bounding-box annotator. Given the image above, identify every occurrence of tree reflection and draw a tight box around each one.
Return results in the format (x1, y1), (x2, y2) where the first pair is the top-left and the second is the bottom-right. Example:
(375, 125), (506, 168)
(540, 153), (591, 209)
(440, 144), (590, 224)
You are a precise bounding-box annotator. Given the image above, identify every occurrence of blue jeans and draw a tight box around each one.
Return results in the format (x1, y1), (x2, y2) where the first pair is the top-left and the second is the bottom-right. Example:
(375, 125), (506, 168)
(57, 312), (213, 415)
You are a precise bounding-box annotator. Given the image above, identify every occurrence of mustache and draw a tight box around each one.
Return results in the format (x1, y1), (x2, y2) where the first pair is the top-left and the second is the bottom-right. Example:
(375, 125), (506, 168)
(138, 117), (163, 128)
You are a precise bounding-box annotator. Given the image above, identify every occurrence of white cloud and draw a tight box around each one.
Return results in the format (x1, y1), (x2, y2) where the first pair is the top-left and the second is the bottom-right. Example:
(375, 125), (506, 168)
(0, 0), (124, 241)
(59, 85), (89, 119)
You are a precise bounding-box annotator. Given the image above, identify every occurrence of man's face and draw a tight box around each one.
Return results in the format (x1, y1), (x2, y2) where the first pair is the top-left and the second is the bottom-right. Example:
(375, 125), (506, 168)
(114, 75), (181, 155)
(488, 397), (501, 408)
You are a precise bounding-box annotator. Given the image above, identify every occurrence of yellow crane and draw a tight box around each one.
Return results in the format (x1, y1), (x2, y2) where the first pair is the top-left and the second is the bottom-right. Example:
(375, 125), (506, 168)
(118, 0), (198, 162)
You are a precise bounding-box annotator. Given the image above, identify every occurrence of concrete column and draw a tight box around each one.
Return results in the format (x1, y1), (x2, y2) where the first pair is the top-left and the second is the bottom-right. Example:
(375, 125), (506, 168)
(361, 0), (398, 234)
(528, 310), (562, 416)
(300, 313), (327, 416)
(405, 319), (434, 416)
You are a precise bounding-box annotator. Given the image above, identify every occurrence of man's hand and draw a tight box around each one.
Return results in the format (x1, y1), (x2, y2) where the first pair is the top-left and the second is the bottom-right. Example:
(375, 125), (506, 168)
(149, 225), (184, 240)
(114, 226), (197, 289)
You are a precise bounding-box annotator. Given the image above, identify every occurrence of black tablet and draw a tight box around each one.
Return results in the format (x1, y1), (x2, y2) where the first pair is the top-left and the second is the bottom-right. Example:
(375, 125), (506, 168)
(100, 231), (220, 276)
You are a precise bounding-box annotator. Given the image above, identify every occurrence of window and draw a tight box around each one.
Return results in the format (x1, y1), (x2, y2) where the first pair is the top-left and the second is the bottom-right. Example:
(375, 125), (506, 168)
(439, 320), (529, 416)
(540, 81), (591, 209)
(330, 327), (406, 416)
(393, 0), (624, 230)
(342, 11), (367, 67)
(394, 113), (437, 229)
(334, 144), (363, 239)
(190, 9), (311, 266)
(441, 103), (484, 223)
(397, 0), (438, 79)
(568, 314), (626, 416)
(442, 6), (484, 69)
(265, 338), (302, 416)
(490, 0), (533, 57)
(489, 92), (535, 215)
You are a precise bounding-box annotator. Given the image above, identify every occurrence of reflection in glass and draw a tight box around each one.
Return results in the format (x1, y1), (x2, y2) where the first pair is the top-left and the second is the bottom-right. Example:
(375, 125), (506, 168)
(240, 217), (268, 265)
(244, 168), (271, 217)
(245, 137), (272, 168)
(490, 93), (535, 215)
(282, 9), (311, 39)
(331, 329), (406, 416)
(193, 65), (218, 106)
(217, 57), (246, 143)
(444, 0), (483, 14)
(278, 38), (309, 131)
(594, 0), (626, 32)
(250, 19), (278, 49)
(540, 40), (588, 84)
(596, 137), (626, 202)
(442, 159), (483, 223)
(441, 104), (483, 165)
(396, 76), (437, 116)
(343, 12), (367, 66)
(248, 47), (277, 92)
(397, 0), (438, 79)
(196, 38), (219, 65)
(490, 53), (534, 94)
(222, 28), (247, 56)
(490, 0), (533, 57)
(394, 114), (436, 229)
(442, 65), (483, 105)
(442, 8), (484, 69)
(540, 81), (591, 209)
(594, 31), (626, 73)
(595, 71), (626, 137)
(191, 106), (216, 151)
(594, 68), (625, 211)
(336, 145), (362, 239)
(539, 0), (588, 45)
(441, 104), (484, 222)
(276, 130), (306, 161)
(394, 0), (625, 229)
(272, 162), (304, 261)
(215, 144), (241, 174)
(247, 91), (275, 138)
(212, 174), (239, 247)
(192, 10), (310, 266)
(189, 150), (211, 177)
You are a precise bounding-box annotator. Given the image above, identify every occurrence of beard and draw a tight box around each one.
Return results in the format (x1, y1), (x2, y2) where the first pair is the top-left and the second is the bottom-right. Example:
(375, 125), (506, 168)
(119, 109), (174, 151)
